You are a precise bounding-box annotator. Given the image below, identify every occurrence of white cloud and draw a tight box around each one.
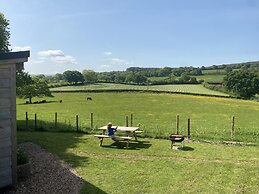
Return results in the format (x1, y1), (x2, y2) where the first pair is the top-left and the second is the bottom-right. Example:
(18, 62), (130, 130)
(36, 49), (77, 64)
(51, 55), (77, 64)
(38, 50), (64, 57)
(12, 46), (31, 52)
(110, 58), (130, 65)
(104, 51), (112, 56)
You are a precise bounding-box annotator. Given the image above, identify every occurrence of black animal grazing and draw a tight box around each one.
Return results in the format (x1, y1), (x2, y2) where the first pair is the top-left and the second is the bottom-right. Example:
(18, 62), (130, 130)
(59, 100), (62, 103)
(87, 97), (92, 101)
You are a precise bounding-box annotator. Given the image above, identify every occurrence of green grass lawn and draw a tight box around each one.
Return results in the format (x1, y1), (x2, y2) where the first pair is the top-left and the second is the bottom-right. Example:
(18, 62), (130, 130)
(50, 83), (229, 97)
(147, 75), (225, 84)
(195, 74), (225, 83)
(202, 69), (226, 75)
(18, 131), (259, 194)
(147, 77), (169, 81)
(17, 92), (259, 143)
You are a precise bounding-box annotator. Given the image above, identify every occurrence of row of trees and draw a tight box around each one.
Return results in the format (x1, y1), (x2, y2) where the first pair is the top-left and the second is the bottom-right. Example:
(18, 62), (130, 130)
(41, 70), (149, 85)
(126, 66), (203, 77)
(223, 69), (259, 99)
(42, 69), (201, 86)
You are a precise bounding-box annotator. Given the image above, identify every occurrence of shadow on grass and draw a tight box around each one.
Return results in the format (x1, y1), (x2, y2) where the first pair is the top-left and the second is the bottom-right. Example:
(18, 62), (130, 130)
(172, 146), (194, 151)
(182, 146), (194, 151)
(81, 182), (108, 194)
(16, 121), (107, 193)
(17, 119), (91, 133)
(17, 100), (62, 105)
(101, 140), (152, 150)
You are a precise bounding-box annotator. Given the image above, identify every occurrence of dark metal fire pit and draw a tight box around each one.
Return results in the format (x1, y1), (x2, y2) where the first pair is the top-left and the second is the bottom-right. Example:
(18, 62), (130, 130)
(169, 134), (184, 149)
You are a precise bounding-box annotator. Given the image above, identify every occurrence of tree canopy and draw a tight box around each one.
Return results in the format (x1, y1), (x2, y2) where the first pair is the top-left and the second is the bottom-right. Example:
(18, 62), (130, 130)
(82, 69), (98, 83)
(16, 70), (53, 103)
(223, 69), (259, 99)
(63, 70), (84, 84)
(0, 12), (10, 52)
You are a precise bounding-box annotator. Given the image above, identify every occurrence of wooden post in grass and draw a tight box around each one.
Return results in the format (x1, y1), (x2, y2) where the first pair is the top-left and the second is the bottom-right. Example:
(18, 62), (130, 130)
(54, 112), (58, 127)
(90, 113), (93, 129)
(231, 115), (235, 138)
(25, 112), (28, 130)
(130, 113), (133, 127)
(125, 115), (129, 127)
(76, 114), (79, 132)
(187, 117), (191, 140)
(34, 113), (37, 131)
(176, 114), (179, 134)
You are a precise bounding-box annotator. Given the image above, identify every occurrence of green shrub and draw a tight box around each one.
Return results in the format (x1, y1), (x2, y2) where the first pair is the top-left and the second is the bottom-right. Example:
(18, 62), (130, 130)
(17, 149), (29, 165)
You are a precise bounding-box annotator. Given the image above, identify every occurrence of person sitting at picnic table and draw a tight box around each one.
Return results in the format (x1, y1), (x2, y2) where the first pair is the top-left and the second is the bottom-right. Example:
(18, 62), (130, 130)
(107, 122), (118, 140)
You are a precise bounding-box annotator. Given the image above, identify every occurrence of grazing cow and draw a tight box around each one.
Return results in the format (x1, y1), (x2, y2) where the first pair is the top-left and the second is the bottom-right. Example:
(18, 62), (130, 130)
(87, 97), (92, 101)
(60, 100), (62, 103)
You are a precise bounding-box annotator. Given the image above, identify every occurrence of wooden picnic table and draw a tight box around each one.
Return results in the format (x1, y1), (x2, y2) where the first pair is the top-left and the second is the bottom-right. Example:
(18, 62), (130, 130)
(94, 126), (143, 148)
(98, 126), (140, 141)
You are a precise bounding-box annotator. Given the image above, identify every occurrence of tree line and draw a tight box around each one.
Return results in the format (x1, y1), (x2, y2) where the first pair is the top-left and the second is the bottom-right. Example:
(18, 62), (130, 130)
(39, 67), (203, 86)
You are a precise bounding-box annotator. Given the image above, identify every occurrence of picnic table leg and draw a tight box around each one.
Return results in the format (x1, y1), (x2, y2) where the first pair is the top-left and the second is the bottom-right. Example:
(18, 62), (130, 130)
(133, 131), (138, 141)
(99, 138), (104, 146)
(126, 139), (129, 149)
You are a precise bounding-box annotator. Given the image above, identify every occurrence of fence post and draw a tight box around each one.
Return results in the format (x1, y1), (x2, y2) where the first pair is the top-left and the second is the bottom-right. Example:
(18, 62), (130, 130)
(55, 112), (58, 127)
(90, 113), (94, 129)
(187, 117), (191, 141)
(130, 113), (133, 127)
(34, 113), (37, 131)
(25, 112), (28, 130)
(76, 114), (79, 132)
(231, 115), (235, 138)
(125, 115), (129, 127)
(176, 114), (179, 134)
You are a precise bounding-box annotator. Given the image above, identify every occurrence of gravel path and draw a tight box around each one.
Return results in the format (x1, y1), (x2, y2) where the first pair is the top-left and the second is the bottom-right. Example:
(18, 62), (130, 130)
(3, 142), (84, 194)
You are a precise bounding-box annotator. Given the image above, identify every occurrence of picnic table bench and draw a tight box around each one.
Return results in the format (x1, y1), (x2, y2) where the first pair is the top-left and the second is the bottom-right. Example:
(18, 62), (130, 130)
(94, 134), (132, 148)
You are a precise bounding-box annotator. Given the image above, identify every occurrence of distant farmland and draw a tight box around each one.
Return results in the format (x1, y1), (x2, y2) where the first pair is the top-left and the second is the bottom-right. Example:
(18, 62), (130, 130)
(50, 83), (229, 97)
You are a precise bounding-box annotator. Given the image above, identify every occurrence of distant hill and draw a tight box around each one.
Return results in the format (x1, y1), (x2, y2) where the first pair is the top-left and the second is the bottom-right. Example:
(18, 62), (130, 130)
(204, 60), (259, 70)
(127, 60), (259, 72)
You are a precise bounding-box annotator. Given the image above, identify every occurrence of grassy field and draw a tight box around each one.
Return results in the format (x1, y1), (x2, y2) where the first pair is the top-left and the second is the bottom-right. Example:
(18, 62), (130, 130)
(17, 92), (259, 143)
(50, 83), (229, 97)
(195, 74), (225, 83)
(18, 131), (259, 193)
(202, 69), (226, 75)
(148, 75), (225, 83)
(147, 77), (169, 81)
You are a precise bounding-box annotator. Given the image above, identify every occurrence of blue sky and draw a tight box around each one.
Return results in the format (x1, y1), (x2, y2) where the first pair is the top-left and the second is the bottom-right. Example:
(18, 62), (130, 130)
(1, 0), (259, 74)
